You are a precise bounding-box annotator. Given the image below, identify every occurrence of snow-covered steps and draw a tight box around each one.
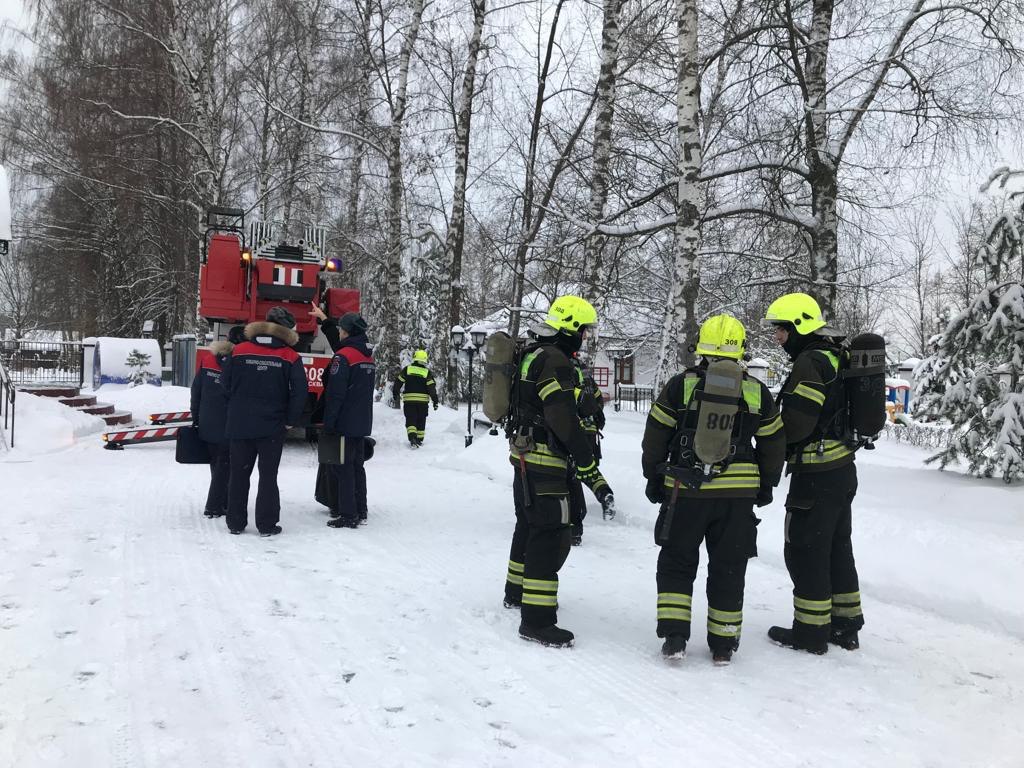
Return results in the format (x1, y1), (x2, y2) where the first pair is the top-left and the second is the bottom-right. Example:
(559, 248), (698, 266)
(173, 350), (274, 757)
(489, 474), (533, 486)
(18, 385), (133, 427)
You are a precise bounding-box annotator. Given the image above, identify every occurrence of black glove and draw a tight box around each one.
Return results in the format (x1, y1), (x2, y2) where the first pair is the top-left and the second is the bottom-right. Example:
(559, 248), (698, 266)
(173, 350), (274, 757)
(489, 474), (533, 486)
(645, 478), (664, 505)
(597, 488), (616, 520)
(576, 462), (608, 495)
(755, 486), (773, 508)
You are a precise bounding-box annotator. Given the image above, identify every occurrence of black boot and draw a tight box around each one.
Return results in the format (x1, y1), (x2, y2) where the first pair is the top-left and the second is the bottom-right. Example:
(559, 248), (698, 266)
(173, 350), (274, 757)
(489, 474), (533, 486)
(259, 525), (282, 537)
(503, 595), (522, 609)
(204, 509), (225, 518)
(768, 625), (827, 655)
(519, 622), (574, 648)
(830, 628), (860, 650)
(358, 510), (368, 526)
(327, 516), (359, 529)
(712, 649), (733, 665)
(661, 634), (687, 660)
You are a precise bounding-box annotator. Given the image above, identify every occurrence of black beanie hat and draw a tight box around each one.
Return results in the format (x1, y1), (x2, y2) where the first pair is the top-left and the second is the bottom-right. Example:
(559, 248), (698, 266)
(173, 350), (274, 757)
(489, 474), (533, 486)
(267, 306), (296, 329)
(227, 325), (247, 345)
(339, 312), (369, 335)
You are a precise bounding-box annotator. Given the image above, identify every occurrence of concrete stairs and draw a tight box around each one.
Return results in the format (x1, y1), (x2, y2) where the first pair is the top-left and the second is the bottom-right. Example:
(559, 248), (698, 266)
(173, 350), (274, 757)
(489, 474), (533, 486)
(19, 386), (133, 426)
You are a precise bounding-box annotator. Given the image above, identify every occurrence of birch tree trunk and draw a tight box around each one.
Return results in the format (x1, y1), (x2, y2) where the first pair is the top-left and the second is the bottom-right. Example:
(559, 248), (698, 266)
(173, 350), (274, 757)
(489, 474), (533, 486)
(803, 0), (839, 315)
(376, 0), (425, 383)
(508, 0), (566, 341)
(439, 0), (487, 405)
(583, 0), (624, 355)
(655, 0), (702, 389)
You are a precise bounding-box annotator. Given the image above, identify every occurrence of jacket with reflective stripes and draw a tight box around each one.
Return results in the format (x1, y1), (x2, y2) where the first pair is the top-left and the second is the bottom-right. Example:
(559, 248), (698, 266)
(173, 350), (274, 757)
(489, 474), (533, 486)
(508, 343), (597, 478)
(642, 366), (785, 498)
(392, 363), (438, 406)
(778, 342), (855, 473)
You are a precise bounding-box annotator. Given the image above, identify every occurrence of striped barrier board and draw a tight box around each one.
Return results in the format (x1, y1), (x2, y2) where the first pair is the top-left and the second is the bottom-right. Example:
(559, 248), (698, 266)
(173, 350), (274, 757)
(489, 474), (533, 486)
(149, 411), (192, 425)
(102, 425), (181, 450)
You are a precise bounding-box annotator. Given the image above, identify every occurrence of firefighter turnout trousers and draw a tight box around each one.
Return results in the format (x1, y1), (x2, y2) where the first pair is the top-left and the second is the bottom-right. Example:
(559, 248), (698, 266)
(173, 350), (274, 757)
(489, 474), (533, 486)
(656, 497), (759, 653)
(403, 402), (428, 444)
(783, 462), (864, 646)
(505, 468), (573, 628)
(329, 436), (367, 523)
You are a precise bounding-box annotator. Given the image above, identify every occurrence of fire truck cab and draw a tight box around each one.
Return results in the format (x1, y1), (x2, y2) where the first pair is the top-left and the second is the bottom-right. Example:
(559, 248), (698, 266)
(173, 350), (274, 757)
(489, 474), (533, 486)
(198, 206), (360, 398)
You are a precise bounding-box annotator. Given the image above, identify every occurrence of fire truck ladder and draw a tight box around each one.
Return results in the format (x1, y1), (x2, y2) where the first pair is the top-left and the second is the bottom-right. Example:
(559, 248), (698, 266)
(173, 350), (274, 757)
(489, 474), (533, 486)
(101, 411), (193, 450)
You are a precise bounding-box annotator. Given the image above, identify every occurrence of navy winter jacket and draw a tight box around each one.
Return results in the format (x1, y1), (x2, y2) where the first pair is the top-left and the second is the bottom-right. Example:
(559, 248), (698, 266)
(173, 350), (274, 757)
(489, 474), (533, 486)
(323, 334), (375, 437)
(222, 321), (309, 439)
(189, 340), (232, 443)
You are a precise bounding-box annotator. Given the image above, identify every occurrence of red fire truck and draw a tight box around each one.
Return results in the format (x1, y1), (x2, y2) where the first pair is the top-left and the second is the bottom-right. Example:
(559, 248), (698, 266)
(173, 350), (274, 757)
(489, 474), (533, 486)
(198, 206), (360, 400)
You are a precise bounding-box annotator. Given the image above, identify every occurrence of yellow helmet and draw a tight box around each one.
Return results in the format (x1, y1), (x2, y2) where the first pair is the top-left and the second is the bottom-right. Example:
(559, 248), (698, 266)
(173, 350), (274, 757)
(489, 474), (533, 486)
(764, 292), (827, 335)
(696, 314), (746, 360)
(544, 295), (598, 334)
(413, 349), (428, 363)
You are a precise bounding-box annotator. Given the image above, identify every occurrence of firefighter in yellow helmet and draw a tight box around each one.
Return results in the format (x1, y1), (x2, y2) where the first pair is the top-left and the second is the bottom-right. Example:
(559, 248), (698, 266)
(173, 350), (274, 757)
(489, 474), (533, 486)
(391, 348), (439, 447)
(763, 293), (864, 654)
(503, 295), (615, 648)
(641, 314), (785, 663)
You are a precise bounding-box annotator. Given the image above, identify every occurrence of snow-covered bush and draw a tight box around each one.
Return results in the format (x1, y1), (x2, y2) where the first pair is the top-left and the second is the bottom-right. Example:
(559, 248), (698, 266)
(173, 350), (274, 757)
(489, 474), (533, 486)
(915, 169), (1024, 482)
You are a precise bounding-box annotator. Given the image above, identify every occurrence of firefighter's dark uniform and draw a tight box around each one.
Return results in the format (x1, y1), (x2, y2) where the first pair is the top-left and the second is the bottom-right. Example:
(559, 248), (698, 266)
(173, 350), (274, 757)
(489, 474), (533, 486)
(504, 342), (610, 629)
(221, 321), (308, 534)
(641, 365), (785, 654)
(778, 340), (864, 648)
(190, 340), (233, 516)
(392, 363), (438, 445)
(569, 363), (606, 542)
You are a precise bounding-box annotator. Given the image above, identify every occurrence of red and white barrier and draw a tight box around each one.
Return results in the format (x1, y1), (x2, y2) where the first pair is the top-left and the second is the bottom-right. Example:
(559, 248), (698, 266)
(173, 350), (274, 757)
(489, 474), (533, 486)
(148, 411), (192, 425)
(102, 425), (181, 449)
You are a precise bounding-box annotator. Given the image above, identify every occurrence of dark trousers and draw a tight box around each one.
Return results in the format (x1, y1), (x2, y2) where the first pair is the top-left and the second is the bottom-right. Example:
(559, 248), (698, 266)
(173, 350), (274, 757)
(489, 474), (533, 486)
(403, 402), (428, 443)
(227, 435), (285, 533)
(505, 469), (572, 628)
(568, 477), (586, 537)
(784, 462), (864, 646)
(329, 437), (367, 522)
(204, 441), (231, 514)
(656, 496), (758, 653)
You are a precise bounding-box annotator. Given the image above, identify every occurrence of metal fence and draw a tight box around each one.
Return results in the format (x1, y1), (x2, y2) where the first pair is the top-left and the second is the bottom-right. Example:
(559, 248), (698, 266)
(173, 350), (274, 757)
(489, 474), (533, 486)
(0, 357), (15, 449)
(614, 383), (655, 413)
(0, 339), (85, 387)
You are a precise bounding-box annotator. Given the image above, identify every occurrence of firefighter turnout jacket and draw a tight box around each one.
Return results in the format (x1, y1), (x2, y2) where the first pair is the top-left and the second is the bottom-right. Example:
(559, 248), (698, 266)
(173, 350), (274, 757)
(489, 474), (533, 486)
(509, 343), (608, 497)
(642, 366), (785, 498)
(392, 363), (439, 407)
(779, 341), (855, 472)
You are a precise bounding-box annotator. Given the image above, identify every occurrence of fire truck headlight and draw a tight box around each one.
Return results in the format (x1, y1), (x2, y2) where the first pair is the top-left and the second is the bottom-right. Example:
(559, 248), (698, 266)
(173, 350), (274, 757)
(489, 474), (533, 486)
(326, 257), (341, 271)
(241, 248), (253, 263)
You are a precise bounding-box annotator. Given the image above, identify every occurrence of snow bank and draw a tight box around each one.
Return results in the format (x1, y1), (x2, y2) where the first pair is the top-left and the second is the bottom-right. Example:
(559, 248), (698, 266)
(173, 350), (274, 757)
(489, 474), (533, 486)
(96, 384), (192, 419)
(93, 338), (162, 388)
(3, 392), (105, 455)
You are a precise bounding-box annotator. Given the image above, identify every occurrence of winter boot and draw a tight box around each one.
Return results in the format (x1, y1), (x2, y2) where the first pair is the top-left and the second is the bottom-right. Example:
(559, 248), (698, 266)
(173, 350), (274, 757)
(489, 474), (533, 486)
(768, 625), (827, 655)
(503, 595), (522, 609)
(519, 622), (574, 648)
(358, 510), (368, 526)
(204, 509), (225, 518)
(259, 525), (282, 538)
(712, 649), (734, 666)
(830, 628), (860, 651)
(327, 516), (359, 529)
(228, 527), (245, 535)
(661, 634), (687, 660)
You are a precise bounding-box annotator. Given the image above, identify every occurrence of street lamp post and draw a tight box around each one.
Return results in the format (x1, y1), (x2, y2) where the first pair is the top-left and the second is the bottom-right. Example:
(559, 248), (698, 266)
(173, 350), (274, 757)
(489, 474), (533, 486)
(451, 324), (488, 447)
(608, 346), (627, 412)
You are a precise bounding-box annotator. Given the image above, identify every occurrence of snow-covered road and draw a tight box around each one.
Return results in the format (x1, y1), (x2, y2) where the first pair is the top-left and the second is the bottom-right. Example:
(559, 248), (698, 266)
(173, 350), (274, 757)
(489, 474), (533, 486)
(1, 392), (1022, 767)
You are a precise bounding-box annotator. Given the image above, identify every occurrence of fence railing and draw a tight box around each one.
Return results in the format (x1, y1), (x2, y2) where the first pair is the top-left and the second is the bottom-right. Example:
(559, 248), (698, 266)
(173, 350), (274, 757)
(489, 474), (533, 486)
(614, 383), (655, 413)
(0, 357), (15, 449)
(0, 339), (85, 387)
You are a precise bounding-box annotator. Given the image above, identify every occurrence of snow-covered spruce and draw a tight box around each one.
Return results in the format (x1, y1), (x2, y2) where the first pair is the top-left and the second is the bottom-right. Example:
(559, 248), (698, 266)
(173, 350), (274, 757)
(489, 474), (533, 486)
(915, 171), (1024, 482)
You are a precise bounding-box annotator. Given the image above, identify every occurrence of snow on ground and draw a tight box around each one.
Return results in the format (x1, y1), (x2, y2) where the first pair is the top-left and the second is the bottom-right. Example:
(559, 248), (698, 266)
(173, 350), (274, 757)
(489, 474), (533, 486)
(2, 392), (105, 455)
(1, 395), (1023, 767)
(88, 384), (192, 423)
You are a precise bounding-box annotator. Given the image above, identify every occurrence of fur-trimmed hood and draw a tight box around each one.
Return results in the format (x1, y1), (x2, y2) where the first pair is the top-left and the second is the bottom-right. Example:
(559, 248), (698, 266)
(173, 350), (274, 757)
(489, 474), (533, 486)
(209, 340), (234, 357)
(245, 321), (300, 348)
